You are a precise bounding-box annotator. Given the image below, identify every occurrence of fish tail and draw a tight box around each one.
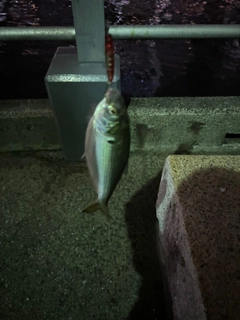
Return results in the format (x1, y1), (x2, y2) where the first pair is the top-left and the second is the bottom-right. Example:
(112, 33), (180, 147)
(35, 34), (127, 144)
(82, 200), (111, 219)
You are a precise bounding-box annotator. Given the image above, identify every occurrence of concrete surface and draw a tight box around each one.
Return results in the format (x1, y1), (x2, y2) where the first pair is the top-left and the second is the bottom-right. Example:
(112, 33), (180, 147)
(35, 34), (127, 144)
(0, 99), (60, 152)
(156, 155), (240, 320)
(1, 96), (240, 155)
(0, 150), (168, 320)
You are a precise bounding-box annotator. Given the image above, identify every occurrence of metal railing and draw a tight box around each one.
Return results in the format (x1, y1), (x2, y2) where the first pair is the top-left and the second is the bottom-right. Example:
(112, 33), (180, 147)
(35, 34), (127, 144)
(0, 25), (240, 41)
(2, 0), (239, 161)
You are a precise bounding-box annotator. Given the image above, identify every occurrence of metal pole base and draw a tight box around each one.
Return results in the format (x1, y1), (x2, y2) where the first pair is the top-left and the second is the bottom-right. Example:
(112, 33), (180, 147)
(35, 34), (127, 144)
(45, 47), (120, 161)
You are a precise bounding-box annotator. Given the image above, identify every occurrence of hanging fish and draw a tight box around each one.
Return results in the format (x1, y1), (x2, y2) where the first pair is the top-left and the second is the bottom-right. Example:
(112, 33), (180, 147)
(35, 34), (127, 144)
(82, 88), (130, 217)
(105, 33), (115, 84)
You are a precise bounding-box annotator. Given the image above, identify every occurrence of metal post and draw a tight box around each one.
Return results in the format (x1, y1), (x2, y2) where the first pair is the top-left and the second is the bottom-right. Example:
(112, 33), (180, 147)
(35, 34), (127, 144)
(45, 0), (120, 161)
(71, 0), (105, 62)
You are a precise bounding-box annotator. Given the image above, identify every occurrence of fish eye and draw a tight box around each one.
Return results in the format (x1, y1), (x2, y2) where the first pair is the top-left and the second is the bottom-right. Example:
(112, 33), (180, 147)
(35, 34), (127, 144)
(108, 106), (117, 115)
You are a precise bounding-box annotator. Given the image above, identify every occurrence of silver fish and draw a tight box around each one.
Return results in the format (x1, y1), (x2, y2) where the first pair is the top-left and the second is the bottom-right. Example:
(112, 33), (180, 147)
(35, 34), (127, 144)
(82, 88), (130, 217)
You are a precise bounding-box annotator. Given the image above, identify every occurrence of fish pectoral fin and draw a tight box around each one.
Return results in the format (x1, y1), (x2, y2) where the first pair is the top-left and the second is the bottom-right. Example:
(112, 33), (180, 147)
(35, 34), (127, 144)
(82, 200), (111, 219)
(81, 153), (85, 160)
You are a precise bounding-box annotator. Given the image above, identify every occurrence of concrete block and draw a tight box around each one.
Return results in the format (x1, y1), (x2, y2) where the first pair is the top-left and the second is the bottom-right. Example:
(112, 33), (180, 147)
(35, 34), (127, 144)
(156, 155), (240, 320)
(1, 96), (240, 155)
(130, 96), (240, 154)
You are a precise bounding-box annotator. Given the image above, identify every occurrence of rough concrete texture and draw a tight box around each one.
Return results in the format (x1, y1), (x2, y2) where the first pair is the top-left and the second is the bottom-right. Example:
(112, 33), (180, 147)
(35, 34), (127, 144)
(1, 96), (240, 155)
(156, 155), (240, 320)
(0, 150), (169, 320)
(0, 99), (60, 152)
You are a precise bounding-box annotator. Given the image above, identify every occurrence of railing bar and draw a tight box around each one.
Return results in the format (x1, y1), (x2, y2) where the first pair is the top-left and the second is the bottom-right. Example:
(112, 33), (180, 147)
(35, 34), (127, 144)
(0, 25), (240, 41)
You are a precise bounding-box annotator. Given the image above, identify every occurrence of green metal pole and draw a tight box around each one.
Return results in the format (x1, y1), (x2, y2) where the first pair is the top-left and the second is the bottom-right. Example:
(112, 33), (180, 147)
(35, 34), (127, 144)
(0, 25), (240, 41)
(0, 27), (75, 41)
(112, 25), (240, 40)
(71, 0), (105, 62)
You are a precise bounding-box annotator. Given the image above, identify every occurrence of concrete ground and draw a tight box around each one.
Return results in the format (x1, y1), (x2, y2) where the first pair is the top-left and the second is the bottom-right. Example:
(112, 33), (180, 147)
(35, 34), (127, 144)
(1, 96), (240, 319)
(0, 150), (168, 320)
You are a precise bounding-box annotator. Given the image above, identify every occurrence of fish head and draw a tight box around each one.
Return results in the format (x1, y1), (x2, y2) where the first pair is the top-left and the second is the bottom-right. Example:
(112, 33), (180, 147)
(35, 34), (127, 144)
(93, 88), (129, 136)
(103, 88), (127, 121)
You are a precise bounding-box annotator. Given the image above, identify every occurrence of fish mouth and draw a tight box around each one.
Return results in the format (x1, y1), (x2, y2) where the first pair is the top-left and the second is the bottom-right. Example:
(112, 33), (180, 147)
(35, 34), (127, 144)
(105, 88), (123, 105)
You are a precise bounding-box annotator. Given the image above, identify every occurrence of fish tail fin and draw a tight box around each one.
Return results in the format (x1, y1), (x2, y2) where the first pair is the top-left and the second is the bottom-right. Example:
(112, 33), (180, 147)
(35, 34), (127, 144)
(82, 200), (111, 219)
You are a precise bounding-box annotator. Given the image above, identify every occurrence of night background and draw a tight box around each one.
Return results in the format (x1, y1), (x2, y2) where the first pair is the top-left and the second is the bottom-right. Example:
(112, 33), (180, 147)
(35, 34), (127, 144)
(0, 0), (240, 99)
(1, 2), (240, 320)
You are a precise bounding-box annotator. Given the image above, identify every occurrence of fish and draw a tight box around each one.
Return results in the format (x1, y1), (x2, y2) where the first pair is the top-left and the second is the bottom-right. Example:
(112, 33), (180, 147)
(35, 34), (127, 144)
(82, 88), (130, 217)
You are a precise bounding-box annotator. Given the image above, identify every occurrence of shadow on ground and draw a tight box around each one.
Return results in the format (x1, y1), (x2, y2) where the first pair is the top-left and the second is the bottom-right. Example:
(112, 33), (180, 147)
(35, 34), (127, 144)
(124, 171), (171, 320)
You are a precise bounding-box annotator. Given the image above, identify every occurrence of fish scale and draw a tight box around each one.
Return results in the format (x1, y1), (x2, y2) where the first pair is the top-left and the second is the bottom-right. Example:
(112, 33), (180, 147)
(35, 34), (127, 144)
(96, 137), (125, 202)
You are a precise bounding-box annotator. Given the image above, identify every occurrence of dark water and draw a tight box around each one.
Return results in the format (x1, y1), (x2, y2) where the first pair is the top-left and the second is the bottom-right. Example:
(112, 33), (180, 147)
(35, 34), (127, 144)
(1, 0), (240, 99)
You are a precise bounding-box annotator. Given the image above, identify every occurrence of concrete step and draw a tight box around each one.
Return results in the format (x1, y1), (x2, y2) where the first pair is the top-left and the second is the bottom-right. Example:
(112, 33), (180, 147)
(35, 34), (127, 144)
(1, 96), (240, 155)
(156, 155), (240, 320)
